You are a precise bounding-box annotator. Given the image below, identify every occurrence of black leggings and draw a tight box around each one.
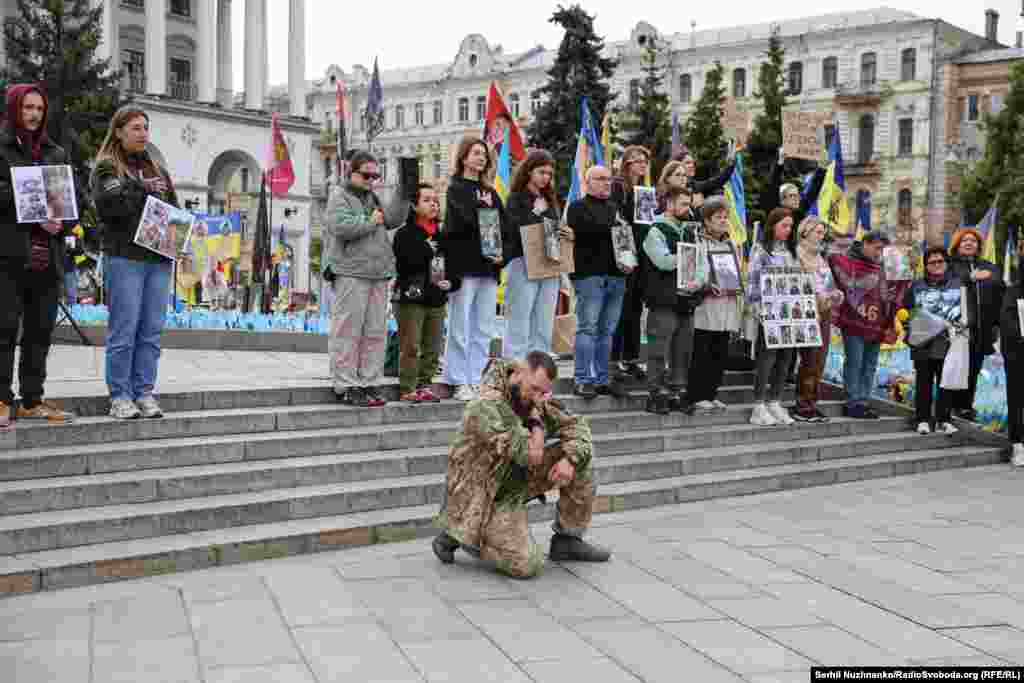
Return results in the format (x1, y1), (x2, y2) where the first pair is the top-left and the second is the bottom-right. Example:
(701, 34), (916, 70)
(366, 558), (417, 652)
(0, 264), (59, 405)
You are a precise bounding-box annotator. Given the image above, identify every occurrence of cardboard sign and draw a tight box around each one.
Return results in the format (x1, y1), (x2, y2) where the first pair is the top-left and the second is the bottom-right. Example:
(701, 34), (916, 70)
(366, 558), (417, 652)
(721, 100), (752, 144)
(521, 222), (574, 280)
(782, 110), (832, 161)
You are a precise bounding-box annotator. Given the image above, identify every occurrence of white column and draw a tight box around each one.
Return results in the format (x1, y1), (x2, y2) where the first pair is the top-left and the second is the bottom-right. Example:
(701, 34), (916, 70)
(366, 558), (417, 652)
(217, 0), (233, 105)
(197, 0), (218, 102)
(244, 0), (267, 109)
(145, 0), (167, 95)
(288, 0), (307, 117)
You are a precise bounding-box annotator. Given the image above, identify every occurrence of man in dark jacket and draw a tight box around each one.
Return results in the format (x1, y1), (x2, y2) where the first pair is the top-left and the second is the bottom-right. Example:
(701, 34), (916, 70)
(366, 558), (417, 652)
(0, 84), (75, 428)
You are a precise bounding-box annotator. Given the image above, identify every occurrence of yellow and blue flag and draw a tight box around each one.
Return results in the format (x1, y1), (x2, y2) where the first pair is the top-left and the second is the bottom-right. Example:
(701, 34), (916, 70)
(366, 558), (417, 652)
(566, 98), (605, 209)
(975, 204), (999, 263)
(724, 150), (749, 284)
(495, 125), (511, 203)
(816, 126), (851, 236)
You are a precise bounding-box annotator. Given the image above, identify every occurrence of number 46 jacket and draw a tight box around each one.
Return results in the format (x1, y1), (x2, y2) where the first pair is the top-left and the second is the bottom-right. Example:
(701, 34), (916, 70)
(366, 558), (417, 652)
(829, 241), (910, 344)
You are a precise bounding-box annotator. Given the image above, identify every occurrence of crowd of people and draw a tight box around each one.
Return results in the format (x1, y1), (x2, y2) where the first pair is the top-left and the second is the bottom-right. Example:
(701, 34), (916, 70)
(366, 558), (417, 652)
(0, 92), (1021, 474)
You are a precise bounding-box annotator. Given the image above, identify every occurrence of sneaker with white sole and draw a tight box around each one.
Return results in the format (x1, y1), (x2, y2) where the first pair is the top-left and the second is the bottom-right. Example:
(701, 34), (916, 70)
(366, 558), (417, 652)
(136, 395), (164, 419)
(767, 401), (795, 425)
(693, 400), (716, 412)
(109, 398), (141, 420)
(1012, 443), (1024, 468)
(453, 385), (475, 402)
(712, 400), (728, 411)
(750, 402), (777, 426)
(939, 422), (959, 436)
(916, 422), (931, 435)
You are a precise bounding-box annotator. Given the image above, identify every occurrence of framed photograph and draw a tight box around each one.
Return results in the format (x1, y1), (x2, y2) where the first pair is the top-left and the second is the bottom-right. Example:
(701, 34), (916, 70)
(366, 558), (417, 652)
(633, 186), (657, 225)
(478, 208), (502, 260)
(134, 195), (194, 260)
(12, 164), (78, 223)
(611, 220), (637, 271)
(430, 255), (446, 285)
(677, 242), (699, 292)
(883, 245), (914, 281)
(709, 250), (742, 295)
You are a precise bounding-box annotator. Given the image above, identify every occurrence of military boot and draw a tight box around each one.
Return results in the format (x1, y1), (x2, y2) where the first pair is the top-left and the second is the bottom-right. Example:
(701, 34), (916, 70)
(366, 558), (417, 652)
(432, 532), (460, 564)
(549, 534), (611, 563)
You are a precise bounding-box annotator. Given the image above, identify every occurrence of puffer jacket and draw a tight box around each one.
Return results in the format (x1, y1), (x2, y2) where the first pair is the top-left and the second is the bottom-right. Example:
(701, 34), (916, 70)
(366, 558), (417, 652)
(325, 182), (408, 280)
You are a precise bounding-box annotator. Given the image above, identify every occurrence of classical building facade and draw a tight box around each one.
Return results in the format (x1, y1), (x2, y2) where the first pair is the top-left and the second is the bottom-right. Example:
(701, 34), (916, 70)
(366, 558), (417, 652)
(304, 8), (998, 247)
(0, 0), (319, 294)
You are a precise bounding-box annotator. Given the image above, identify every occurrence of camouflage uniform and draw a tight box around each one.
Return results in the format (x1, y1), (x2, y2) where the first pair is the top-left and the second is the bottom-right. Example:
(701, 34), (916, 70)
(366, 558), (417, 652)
(436, 360), (596, 578)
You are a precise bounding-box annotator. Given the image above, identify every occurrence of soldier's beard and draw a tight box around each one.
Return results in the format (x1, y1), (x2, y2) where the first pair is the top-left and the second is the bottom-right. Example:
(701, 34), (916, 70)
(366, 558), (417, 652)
(509, 383), (533, 418)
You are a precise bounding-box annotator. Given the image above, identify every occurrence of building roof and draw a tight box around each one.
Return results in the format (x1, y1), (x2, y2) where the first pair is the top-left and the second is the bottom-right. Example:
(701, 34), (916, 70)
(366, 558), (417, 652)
(954, 47), (1024, 64)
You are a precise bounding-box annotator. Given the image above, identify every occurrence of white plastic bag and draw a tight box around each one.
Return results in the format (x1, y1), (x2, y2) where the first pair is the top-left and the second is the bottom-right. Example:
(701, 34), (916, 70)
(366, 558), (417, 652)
(940, 332), (970, 391)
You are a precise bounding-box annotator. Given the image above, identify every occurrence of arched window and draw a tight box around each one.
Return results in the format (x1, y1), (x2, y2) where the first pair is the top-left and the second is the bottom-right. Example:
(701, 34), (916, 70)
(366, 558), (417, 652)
(861, 52), (877, 86)
(733, 68), (746, 98)
(901, 48), (916, 81)
(458, 97), (469, 122)
(679, 74), (692, 103)
(898, 189), (912, 226)
(822, 57), (838, 89)
(787, 62), (803, 95)
(858, 114), (875, 164)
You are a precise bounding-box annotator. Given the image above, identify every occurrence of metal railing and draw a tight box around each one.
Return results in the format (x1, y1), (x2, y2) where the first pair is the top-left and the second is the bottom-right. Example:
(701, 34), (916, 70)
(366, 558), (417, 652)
(169, 80), (197, 101)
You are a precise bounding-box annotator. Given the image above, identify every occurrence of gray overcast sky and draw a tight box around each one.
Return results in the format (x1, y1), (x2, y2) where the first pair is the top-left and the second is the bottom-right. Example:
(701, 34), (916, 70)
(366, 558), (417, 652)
(233, 1), (1022, 88)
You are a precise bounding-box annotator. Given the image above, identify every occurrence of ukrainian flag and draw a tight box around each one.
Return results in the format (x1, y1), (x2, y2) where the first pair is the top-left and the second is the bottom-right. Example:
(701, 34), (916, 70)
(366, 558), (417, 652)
(816, 126), (851, 236)
(724, 150), (748, 277)
(495, 126), (511, 203)
(975, 204), (999, 263)
(565, 98), (604, 209)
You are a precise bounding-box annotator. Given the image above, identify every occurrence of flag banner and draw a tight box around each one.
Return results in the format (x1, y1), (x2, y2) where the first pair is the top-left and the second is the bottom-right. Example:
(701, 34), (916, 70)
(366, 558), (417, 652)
(817, 125), (850, 236)
(483, 82), (526, 161)
(365, 58), (385, 140)
(266, 113), (295, 197)
(495, 126), (512, 202)
(566, 98), (604, 210)
(335, 80), (349, 180)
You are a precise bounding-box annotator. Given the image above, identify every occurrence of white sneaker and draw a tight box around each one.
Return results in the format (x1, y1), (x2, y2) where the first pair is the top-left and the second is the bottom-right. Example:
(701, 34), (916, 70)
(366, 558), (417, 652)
(712, 400), (728, 411)
(750, 403), (778, 426)
(694, 400), (716, 412)
(109, 398), (141, 420)
(136, 395), (164, 419)
(916, 422), (931, 435)
(1012, 443), (1024, 467)
(939, 422), (959, 436)
(767, 401), (795, 425)
(453, 385), (475, 402)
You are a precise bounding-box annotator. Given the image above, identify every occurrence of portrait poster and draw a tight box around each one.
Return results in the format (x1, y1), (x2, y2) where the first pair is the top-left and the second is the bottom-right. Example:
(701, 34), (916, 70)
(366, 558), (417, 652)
(611, 219), (637, 271)
(478, 208), (502, 260)
(521, 222), (574, 281)
(134, 195), (195, 261)
(633, 186), (657, 225)
(12, 164), (78, 223)
(677, 242), (699, 292)
(708, 248), (742, 295)
(882, 245), (914, 281)
(760, 266), (821, 349)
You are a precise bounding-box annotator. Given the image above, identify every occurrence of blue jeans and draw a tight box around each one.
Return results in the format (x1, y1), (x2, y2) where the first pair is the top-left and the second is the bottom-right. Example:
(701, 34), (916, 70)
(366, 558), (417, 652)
(442, 276), (497, 386)
(842, 333), (880, 408)
(104, 256), (171, 401)
(502, 257), (560, 361)
(574, 275), (626, 386)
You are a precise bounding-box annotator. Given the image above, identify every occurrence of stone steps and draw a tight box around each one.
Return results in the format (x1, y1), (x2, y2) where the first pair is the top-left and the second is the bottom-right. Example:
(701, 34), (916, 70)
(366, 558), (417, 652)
(0, 445), (1002, 594)
(0, 416), (914, 516)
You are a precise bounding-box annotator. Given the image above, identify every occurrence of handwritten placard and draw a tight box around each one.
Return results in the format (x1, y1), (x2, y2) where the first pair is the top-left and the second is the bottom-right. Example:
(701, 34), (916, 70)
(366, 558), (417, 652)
(782, 110), (832, 161)
(721, 100), (752, 143)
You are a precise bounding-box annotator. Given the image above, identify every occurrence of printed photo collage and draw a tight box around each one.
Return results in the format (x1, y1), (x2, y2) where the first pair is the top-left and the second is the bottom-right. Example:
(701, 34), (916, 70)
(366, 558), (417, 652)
(760, 266), (823, 349)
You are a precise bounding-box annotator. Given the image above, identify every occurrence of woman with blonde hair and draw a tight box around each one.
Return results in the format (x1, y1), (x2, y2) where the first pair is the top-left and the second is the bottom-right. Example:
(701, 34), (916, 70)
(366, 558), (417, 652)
(610, 145), (650, 385)
(502, 149), (570, 361)
(656, 160), (699, 220)
(92, 105), (178, 419)
(438, 136), (505, 400)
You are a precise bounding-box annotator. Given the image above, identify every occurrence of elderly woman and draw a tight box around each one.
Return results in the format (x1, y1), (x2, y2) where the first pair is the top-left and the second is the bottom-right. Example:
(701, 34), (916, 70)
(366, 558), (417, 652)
(946, 227), (1003, 421)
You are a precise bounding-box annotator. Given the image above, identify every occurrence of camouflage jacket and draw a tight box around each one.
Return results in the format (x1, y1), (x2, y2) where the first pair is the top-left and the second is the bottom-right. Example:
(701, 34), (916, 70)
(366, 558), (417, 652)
(439, 360), (593, 547)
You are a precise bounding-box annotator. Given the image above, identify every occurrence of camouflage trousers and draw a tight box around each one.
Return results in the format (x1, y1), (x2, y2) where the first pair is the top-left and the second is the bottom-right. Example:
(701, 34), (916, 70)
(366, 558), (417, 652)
(441, 443), (595, 579)
(329, 276), (389, 390)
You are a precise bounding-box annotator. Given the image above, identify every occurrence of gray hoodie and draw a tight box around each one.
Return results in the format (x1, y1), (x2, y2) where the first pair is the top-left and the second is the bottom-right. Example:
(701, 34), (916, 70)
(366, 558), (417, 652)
(325, 183), (408, 280)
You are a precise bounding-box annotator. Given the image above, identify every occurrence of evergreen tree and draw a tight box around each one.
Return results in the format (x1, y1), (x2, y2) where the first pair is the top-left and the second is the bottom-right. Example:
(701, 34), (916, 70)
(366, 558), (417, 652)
(615, 43), (672, 180)
(748, 27), (787, 155)
(0, 0), (121, 181)
(682, 61), (727, 179)
(527, 4), (618, 198)
(960, 61), (1024, 258)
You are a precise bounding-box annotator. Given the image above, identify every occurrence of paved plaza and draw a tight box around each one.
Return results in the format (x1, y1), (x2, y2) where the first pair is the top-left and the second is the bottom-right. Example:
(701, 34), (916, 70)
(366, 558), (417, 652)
(1, 464), (1023, 682)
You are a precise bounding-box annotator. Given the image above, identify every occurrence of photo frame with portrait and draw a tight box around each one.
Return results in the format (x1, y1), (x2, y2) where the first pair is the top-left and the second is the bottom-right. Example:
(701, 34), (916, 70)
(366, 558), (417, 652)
(12, 164), (78, 223)
(708, 249), (742, 295)
(633, 186), (657, 225)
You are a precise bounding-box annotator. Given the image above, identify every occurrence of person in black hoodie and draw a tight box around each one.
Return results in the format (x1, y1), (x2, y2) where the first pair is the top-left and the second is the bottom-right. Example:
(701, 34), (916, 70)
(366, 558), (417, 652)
(502, 149), (567, 362)
(999, 234), (1024, 467)
(567, 165), (632, 398)
(438, 136), (504, 401)
(392, 183), (454, 403)
(0, 84), (75, 428)
(947, 227), (1004, 421)
(92, 105), (179, 420)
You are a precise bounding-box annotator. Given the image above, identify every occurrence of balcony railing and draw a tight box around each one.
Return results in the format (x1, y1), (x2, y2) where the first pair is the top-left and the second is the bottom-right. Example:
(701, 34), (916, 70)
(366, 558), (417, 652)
(125, 73), (146, 94)
(169, 79), (197, 101)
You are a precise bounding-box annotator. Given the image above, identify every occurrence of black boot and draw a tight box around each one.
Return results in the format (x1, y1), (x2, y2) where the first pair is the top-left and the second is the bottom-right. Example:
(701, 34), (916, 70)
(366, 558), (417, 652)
(549, 534), (611, 562)
(432, 532), (460, 564)
(645, 390), (671, 415)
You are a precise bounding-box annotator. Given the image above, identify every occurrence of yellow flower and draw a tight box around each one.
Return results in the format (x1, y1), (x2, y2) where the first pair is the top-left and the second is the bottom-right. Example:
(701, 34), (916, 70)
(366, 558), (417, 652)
(895, 308), (910, 323)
